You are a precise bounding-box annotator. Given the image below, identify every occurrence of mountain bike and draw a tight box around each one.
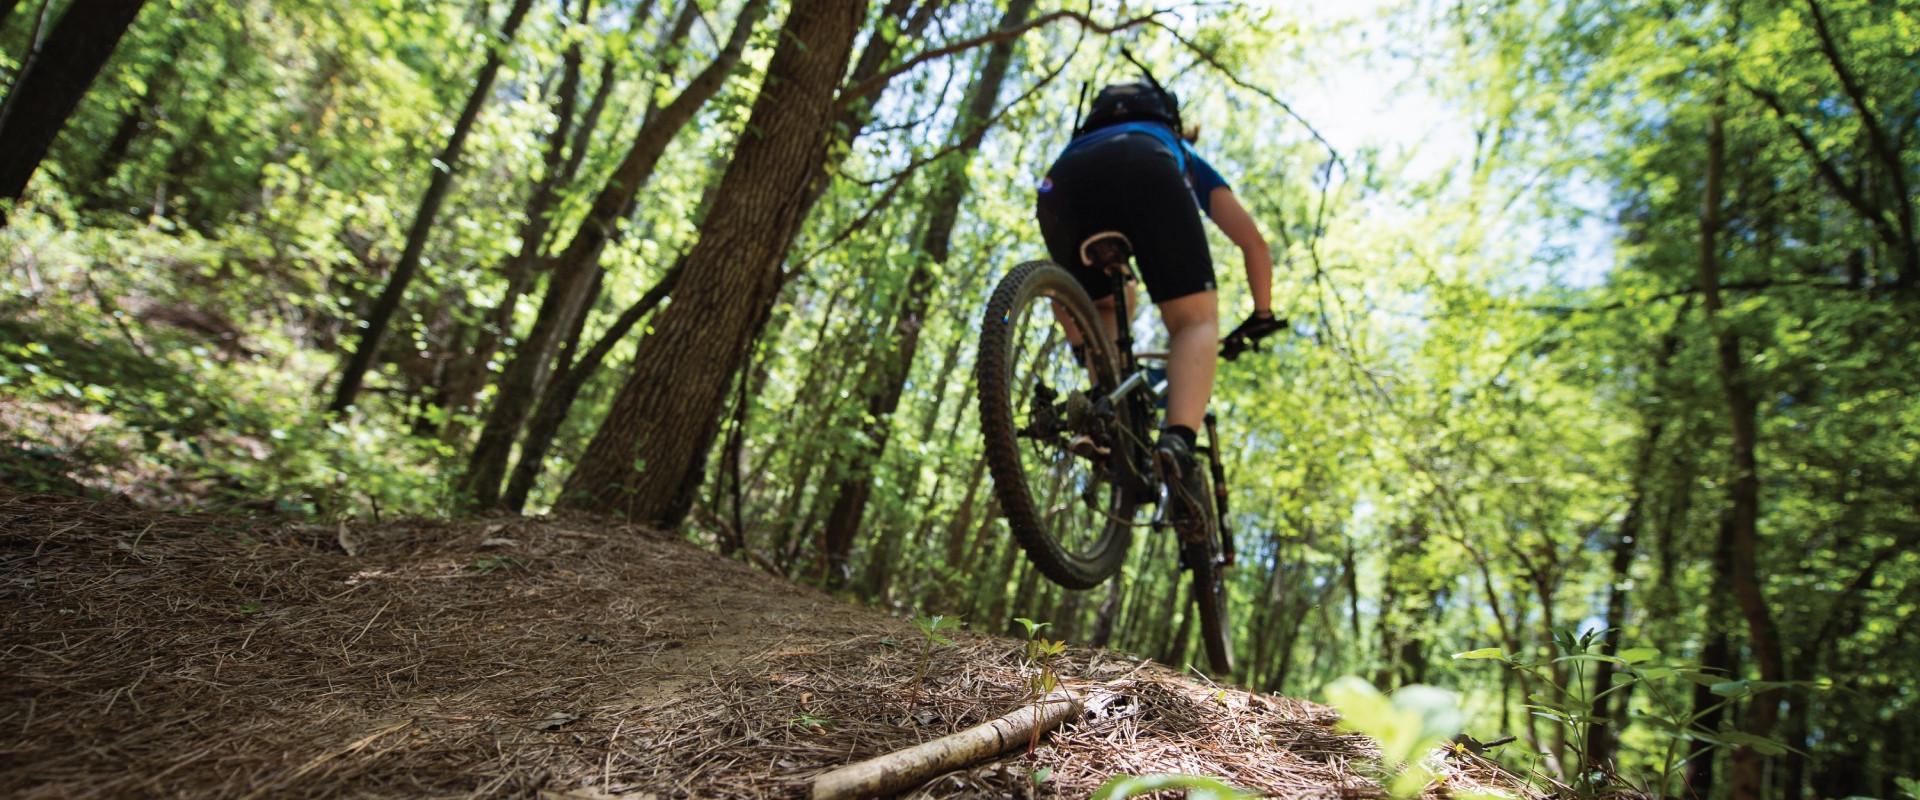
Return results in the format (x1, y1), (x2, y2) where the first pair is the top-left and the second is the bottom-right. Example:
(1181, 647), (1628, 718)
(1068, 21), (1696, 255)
(975, 234), (1278, 675)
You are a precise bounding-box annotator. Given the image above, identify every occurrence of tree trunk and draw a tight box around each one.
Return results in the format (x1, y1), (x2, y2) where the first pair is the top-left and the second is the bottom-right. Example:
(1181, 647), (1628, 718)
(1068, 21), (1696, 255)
(461, 0), (768, 506)
(83, 41), (179, 209)
(1163, 583), (1195, 667)
(1087, 574), (1124, 648)
(1697, 104), (1784, 800)
(818, 0), (1033, 582)
(326, 0), (535, 411)
(1585, 300), (1691, 771)
(500, 258), (686, 511)
(439, 0), (596, 437)
(0, 0), (149, 224)
(557, 3), (866, 522)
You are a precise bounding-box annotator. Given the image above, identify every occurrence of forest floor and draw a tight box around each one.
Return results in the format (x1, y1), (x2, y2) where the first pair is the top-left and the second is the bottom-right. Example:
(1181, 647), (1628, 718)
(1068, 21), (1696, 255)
(1, 490), (1533, 799)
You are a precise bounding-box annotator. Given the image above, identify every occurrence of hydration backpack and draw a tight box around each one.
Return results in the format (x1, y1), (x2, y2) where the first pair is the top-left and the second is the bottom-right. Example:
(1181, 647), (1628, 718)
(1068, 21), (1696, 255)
(1075, 81), (1182, 137)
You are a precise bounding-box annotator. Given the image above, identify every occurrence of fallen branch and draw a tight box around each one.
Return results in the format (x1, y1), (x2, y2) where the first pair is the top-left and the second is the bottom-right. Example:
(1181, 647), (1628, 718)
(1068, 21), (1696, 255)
(809, 689), (1083, 800)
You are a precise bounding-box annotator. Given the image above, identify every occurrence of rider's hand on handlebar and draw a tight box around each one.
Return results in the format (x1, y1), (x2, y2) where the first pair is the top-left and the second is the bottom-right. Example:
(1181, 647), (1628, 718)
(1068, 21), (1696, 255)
(1220, 310), (1285, 361)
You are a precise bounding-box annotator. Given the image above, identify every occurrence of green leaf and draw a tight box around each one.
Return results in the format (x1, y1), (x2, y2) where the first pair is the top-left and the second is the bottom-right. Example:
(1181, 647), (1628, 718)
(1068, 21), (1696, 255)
(1619, 647), (1660, 664)
(1713, 731), (1790, 756)
(1452, 647), (1506, 660)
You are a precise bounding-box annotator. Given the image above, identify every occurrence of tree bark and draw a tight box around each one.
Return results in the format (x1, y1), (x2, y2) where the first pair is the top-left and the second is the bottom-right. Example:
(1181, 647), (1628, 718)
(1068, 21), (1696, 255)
(461, 0), (768, 506)
(326, 0), (535, 412)
(500, 258), (686, 511)
(0, 0), (149, 225)
(819, 0), (1034, 583)
(1698, 104), (1784, 800)
(557, 3), (866, 521)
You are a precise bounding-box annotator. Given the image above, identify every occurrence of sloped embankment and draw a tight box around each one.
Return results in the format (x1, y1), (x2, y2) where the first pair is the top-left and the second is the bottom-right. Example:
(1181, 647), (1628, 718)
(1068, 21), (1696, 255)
(1, 491), (1531, 798)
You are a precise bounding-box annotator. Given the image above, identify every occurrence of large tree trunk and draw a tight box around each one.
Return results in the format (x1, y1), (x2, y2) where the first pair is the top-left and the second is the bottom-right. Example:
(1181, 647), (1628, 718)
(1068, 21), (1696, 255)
(0, 0), (149, 225)
(1698, 105), (1785, 800)
(819, 0), (1034, 583)
(556, 3), (866, 522)
(326, 0), (535, 412)
(460, 0), (767, 507)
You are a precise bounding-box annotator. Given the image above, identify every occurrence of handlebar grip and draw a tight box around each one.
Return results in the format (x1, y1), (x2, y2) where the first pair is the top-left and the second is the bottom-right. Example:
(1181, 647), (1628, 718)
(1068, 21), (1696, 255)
(1218, 318), (1287, 361)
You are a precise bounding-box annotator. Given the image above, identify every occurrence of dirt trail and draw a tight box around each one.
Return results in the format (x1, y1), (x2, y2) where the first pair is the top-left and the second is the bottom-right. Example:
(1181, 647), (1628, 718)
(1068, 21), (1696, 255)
(1, 491), (1528, 798)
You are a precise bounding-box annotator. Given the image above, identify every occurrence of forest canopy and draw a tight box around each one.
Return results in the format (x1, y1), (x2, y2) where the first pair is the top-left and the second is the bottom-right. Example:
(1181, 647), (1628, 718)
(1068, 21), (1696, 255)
(2, 1), (1916, 798)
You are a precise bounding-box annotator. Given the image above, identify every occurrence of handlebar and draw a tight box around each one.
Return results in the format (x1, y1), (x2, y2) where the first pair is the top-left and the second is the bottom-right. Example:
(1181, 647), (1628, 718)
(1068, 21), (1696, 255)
(1129, 319), (1288, 363)
(1220, 317), (1286, 361)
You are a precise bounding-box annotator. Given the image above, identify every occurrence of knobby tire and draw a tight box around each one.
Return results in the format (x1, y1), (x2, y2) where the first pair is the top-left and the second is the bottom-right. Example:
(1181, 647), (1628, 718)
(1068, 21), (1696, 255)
(977, 261), (1135, 590)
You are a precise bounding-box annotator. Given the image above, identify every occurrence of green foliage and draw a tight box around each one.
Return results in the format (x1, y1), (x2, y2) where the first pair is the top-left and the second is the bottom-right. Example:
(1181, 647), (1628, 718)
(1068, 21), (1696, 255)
(1089, 773), (1258, 800)
(1452, 630), (1819, 796)
(5, 0), (1918, 793)
(1324, 676), (1465, 798)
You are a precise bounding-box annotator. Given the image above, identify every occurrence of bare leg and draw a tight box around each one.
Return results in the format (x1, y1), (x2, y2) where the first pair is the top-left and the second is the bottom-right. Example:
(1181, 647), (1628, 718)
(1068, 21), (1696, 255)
(1053, 281), (1135, 353)
(1157, 290), (1218, 431)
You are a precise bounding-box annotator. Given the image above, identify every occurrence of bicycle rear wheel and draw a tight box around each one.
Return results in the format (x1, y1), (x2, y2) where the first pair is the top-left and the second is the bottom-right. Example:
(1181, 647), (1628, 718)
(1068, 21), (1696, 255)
(1181, 464), (1234, 675)
(977, 261), (1139, 590)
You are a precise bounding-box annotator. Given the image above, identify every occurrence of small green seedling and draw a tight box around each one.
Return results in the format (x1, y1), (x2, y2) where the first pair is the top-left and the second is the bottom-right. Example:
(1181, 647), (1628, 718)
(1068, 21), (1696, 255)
(1013, 617), (1068, 751)
(908, 614), (961, 710)
(790, 713), (832, 731)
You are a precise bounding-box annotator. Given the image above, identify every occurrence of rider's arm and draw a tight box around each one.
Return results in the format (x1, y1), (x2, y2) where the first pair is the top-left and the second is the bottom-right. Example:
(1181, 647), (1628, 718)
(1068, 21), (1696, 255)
(1206, 187), (1273, 316)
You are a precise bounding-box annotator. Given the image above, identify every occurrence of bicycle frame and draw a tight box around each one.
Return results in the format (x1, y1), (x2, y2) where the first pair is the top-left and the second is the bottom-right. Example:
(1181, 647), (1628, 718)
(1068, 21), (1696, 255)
(1092, 252), (1235, 567)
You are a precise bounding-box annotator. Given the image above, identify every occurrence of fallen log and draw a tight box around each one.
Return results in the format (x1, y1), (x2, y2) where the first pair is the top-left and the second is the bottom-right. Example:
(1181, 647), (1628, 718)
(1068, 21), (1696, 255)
(809, 689), (1083, 799)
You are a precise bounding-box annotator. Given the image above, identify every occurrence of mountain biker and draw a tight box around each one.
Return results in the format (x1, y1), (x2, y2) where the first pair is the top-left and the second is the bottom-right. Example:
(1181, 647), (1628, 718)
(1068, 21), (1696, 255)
(1035, 79), (1282, 509)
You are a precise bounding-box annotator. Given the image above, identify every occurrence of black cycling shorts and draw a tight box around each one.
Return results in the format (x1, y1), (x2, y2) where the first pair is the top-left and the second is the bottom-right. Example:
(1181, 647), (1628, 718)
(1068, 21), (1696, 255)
(1035, 132), (1215, 303)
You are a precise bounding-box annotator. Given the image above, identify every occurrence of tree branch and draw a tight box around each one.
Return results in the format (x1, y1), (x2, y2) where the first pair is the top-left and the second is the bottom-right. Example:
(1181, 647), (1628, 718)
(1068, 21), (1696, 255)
(835, 8), (1171, 107)
(1146, 19), (1344, 167)
(846, 38), (1076, 187)
(1743, 81), (1905, 250)
(1802, 0), (1911, 223)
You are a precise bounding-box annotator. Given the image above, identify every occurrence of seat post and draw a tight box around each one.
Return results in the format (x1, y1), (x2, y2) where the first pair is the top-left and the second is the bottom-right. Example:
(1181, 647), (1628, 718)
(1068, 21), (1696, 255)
(1081, 233), (1135, 372)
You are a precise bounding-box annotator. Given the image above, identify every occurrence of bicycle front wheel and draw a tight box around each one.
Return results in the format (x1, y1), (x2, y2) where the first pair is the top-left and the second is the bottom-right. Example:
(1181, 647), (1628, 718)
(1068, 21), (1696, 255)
(977, 261), (1138, 590)
(1183, 464), (1234, 675)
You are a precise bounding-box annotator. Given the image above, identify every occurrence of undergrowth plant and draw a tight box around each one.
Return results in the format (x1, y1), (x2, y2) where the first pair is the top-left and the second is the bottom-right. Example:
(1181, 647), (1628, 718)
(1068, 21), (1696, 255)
(1323, 676), (1475, 799)
(907, 614), (960, 709)
(1013, 617), (1068, 751)
(1453, 628), (1811, 798)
